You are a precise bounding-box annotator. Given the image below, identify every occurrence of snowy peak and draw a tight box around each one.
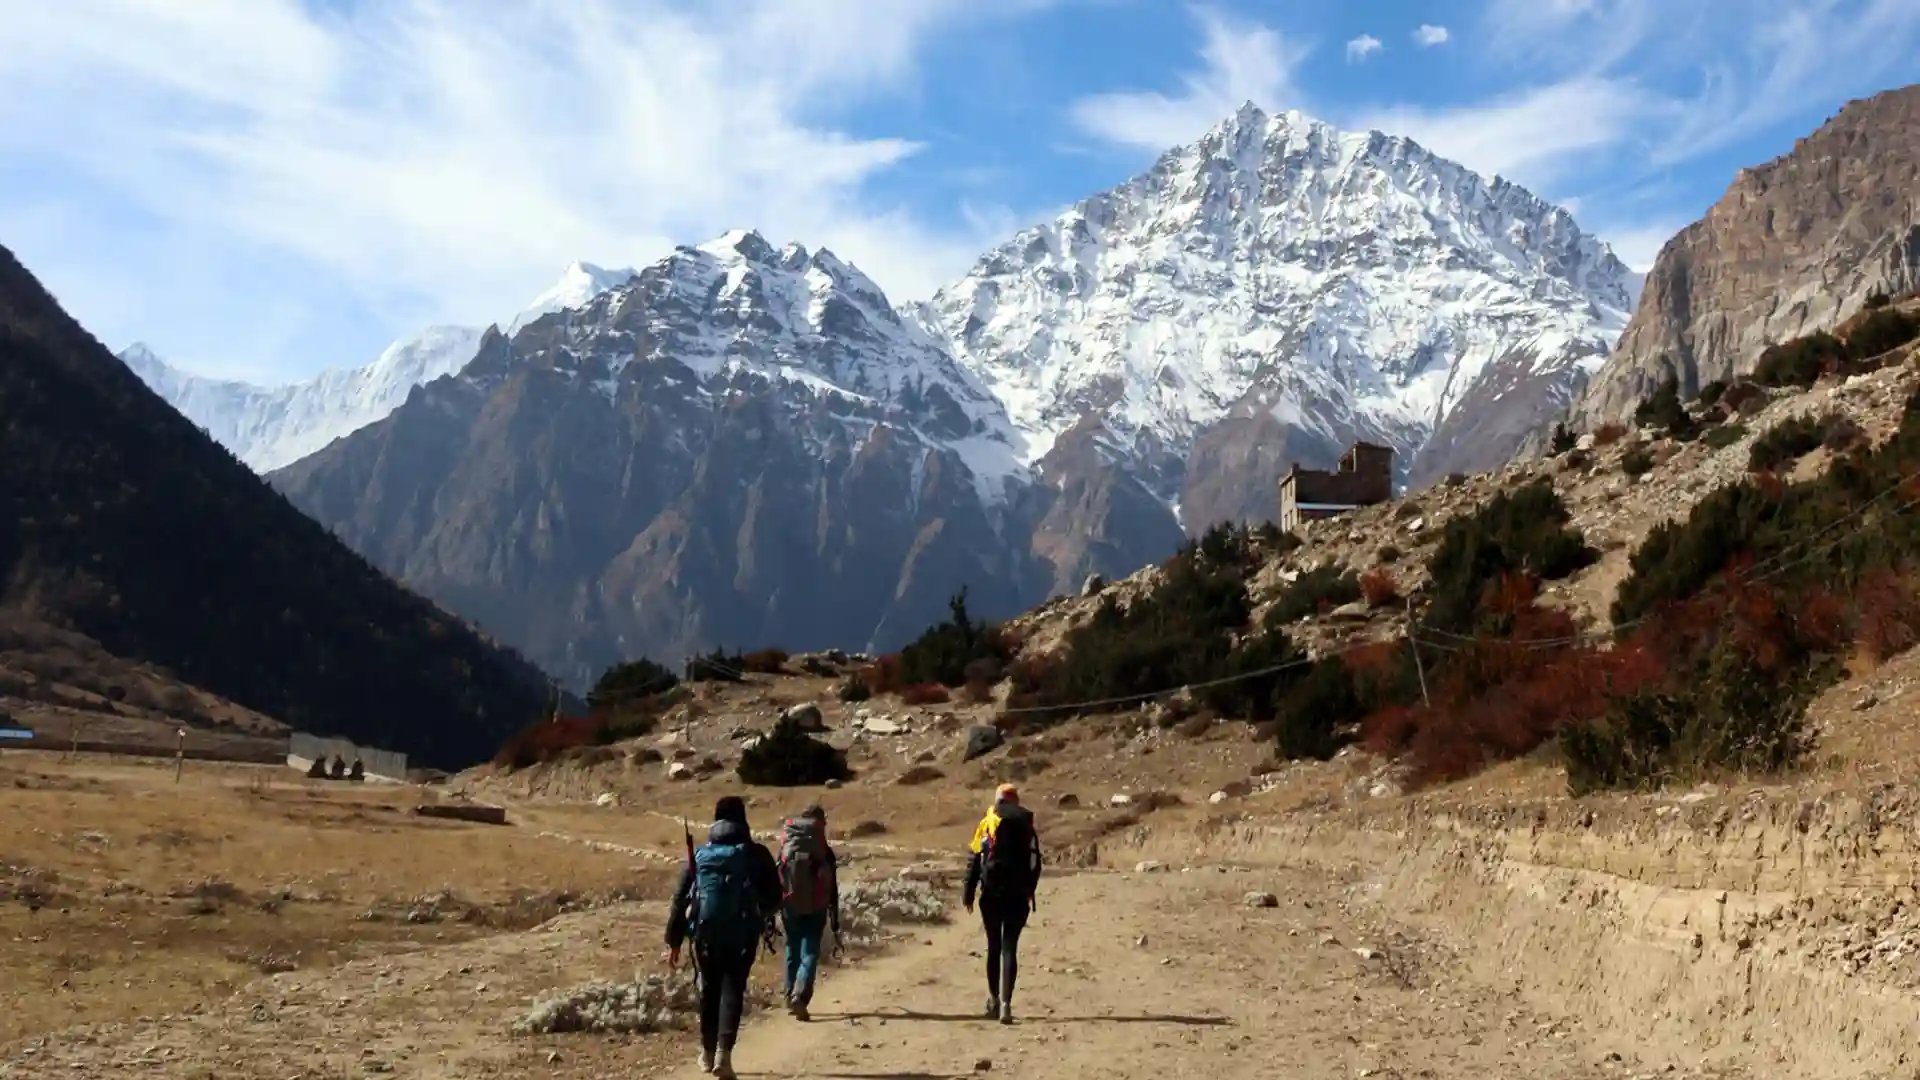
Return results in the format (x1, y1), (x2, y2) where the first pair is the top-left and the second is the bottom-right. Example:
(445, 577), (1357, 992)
(918, 102), (1638, 498)
(507, 261), (639, 335)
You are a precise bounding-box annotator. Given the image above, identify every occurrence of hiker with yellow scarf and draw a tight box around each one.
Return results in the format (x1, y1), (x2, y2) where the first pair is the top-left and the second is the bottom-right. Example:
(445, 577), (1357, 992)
(962, 783), (1043, 1024)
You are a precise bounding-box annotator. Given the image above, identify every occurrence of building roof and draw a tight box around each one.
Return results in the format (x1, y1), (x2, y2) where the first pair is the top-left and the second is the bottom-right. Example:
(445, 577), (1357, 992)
(1294, 502), (1361, 512)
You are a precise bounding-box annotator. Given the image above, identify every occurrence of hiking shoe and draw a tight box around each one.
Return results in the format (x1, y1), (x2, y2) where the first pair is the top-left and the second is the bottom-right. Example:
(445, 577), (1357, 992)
(999, 1000), (1014, 1025)
(698, 1048), (715, 1074)
(711, 1050), (736, 1079)
(984, 994), (1000, 1018)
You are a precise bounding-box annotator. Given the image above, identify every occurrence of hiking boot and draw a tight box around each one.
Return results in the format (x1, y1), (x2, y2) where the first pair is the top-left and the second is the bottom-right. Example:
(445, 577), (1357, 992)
(998, 999), (1014, 1025)
(698, 1048), (715, 1074)
(984, 994), (1000, 1018)
(711, 1049), (736, 1079)
(792, 998), (811, 1022)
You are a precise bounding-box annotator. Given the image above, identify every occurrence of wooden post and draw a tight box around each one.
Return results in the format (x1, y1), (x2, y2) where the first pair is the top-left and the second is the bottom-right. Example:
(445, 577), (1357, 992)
(174, 728), (186, 783)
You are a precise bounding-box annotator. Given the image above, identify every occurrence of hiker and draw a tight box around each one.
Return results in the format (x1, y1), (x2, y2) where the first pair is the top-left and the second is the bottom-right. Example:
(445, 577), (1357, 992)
(963, 782), (1043, 1025)
(664, 795), (782, 1078)
(776, 802), (843, 1020)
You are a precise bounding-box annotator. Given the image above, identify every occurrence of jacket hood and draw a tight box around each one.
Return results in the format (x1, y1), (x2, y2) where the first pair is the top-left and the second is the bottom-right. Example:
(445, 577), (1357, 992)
(708, 818), (750, 845)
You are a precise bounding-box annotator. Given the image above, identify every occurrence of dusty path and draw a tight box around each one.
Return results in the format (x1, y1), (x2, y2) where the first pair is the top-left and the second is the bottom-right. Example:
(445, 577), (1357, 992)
(659, 867), (1728, 1080)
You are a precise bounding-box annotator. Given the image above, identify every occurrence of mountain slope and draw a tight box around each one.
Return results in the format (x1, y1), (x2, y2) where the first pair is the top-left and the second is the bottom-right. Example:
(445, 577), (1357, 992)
(0, 243), (556, 769)
(917, 103), (1637, 520)
(266, 107), (1639, 686)
(1573, 85), (1920, 427)
(122, 264), (637, 472)
(271, 232), (1117, 687)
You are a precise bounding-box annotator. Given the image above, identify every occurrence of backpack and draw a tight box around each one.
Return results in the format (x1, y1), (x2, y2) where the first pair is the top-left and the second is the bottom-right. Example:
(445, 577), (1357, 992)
(691, 841), (762, 949)
(980, 804), (1037, 899)
(778, 816), (833, 915)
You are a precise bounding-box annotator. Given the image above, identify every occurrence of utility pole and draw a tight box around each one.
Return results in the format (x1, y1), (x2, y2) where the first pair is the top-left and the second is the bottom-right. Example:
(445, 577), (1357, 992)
(174, 727), (186, 783)
(1406, 596), (1431, 708)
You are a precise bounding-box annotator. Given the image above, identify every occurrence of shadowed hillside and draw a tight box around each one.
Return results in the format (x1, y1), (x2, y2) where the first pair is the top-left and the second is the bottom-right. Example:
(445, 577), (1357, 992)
(0, 244), (557, 768)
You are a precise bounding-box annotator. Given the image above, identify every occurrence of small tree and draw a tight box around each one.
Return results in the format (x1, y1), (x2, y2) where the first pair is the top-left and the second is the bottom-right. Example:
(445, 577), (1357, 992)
(1549, 422), (1578, 455)
(586, 657), (678, 712)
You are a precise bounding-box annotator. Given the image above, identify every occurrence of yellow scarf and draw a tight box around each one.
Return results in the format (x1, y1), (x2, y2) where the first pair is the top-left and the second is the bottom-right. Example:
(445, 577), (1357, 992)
(967, 807), (1001, 855)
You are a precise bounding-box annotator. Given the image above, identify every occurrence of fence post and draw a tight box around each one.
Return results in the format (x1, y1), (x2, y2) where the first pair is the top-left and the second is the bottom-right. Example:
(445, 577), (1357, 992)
(174, 728), (186, 783)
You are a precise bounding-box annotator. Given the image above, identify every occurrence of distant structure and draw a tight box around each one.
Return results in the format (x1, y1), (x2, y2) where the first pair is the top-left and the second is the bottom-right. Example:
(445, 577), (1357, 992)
(1277, 441), (1395, 533)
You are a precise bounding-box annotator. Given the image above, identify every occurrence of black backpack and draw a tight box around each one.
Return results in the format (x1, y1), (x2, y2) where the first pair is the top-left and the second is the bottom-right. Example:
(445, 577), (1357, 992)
(981, 804), (1037, 898)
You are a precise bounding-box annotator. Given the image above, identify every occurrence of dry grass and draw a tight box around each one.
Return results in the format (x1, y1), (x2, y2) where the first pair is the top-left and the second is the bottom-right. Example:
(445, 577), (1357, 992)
(0, 753), (670, 1045)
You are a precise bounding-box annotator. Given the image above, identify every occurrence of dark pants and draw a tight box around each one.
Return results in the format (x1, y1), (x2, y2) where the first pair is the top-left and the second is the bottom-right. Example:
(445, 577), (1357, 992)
(696, 940), (757, 1055)
(980, 897), (1030, 1003)
(782, 909), (828, 1005)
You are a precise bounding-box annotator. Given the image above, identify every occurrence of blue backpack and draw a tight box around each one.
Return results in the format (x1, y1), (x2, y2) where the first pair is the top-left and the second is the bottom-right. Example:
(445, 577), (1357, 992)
(691, 841), (761, 949)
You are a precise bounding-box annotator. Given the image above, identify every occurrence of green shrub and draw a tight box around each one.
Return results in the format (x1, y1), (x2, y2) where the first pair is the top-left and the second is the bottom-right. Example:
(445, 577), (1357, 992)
(1747, 413), (1830, 473)
(897, 588), (1014, 688)
(1266, 565), (1362, 625)
(1702, 423), (1747, 451)
(586, 657), (678, 712)
(1697, 380), (1729, 407)
(1633, 373), (1693, 438)
(1549, 423), (1577, 455)
(1865, 290), (1891, 310)
(738, 716), (851, 786)
(836, 677), (871, 703)
(1420, 478), (1595, 640)
(1754, 331), (1844, 389)
(1845, 307), (1920, 360)
(1620, 446), (1655, 477)
(1273, 657), (1362, 761)
(687, 648), (747, 682)
(1013, 543), (1258, 724)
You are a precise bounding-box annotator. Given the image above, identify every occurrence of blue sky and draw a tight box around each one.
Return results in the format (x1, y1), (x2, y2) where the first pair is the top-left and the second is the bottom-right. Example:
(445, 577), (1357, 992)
(2, 0), (1917, 384)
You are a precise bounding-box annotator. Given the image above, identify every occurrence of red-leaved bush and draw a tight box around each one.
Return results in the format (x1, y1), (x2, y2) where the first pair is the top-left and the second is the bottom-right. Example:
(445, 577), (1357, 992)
(494, 715), (600, 770)
(899, 682), (952, 705)
(1359, 568), (1401, 608)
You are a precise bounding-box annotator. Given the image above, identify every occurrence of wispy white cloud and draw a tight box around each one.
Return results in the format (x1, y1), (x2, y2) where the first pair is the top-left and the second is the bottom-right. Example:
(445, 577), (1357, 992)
(1355, 76), (1661, 190)
(1345, 34), (1384, 63)
(0, 0), (1046, 381)
(1068, 5), (1309, 151)
(1413, 24), (1451, 47)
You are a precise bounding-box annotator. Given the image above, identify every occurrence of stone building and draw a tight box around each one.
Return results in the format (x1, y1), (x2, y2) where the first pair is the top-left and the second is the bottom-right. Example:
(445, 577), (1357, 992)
(1277, 441), (1395, 533)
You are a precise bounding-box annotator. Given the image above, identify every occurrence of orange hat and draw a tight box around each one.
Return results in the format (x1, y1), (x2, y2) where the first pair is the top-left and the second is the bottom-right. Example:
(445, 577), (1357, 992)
(995, 783), (1019, 804)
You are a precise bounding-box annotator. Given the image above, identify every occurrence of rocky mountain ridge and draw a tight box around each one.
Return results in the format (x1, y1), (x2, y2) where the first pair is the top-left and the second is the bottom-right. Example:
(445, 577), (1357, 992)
(1570, 85), (1920, 430)
(263, 105), (1638, 686)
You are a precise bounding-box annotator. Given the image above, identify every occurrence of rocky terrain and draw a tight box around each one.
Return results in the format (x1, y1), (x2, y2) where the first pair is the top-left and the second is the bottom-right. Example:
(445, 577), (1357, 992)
(1571, 85), (1920, 431)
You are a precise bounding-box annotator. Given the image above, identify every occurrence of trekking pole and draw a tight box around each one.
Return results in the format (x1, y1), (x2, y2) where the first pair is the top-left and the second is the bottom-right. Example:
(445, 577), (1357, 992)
(683, 817), (702, 994)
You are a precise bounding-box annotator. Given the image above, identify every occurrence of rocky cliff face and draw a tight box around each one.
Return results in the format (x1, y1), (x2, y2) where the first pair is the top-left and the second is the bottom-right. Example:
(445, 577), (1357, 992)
(1574, 85), (1920, 427)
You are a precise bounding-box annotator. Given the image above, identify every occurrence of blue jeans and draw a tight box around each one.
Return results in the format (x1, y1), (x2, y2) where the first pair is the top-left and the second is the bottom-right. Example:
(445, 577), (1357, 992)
(782, 909), (828, 1005)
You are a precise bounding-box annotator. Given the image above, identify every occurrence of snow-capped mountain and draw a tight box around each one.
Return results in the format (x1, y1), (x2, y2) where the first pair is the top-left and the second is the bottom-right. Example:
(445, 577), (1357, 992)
(915, 103), (1637, 524)
(253, 102), (1635, 683)
(271, 229), (1110, 686)
(121, 264), (636, 472)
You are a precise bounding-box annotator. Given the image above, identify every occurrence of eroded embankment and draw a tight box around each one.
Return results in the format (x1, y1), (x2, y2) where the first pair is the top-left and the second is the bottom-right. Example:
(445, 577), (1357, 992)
(1106, 786), (1920, 1079)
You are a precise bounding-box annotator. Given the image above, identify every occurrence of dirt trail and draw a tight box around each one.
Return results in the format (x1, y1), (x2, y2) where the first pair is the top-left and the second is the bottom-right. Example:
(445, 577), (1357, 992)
(667, 867), (1729, 1080)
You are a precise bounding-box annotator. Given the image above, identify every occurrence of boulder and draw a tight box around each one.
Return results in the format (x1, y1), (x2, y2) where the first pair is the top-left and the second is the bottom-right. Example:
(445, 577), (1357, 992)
(1080, 573), (1106, 597)
(593, 793), (619, 808)
(962, 725), (1004, 762)
(782, 703), (826, 732)
(864, 717), (907, 736)
(1108, 793), (1135, 808)
(666, 762), (693, 782)
(1243, 892), (1279, 908)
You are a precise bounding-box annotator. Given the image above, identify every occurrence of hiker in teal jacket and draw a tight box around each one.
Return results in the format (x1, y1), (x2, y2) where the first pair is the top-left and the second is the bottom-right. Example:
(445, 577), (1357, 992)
(665, 795), (782, 1078)
(776, 802), (844, 1020)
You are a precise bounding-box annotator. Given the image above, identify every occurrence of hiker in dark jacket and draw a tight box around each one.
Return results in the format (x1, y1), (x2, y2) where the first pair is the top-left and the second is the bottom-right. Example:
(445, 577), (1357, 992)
(665, 795), (783, 1078)
(963, 782), (1042, 1025)
(776, 802), (843, 1020)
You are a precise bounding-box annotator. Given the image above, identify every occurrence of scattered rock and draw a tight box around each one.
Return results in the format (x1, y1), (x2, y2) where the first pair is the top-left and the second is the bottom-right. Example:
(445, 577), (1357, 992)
(973, 1059), (993, 1073)
(665, 762), (692, 782)
(1081, 574), (1106, 597)
(1354, 947), (1380, 961)
(961, 725), (1005, 762)
(1108, 793), (1135, 808)
(1243, 892), (1279, 908)
(593, 793), (619, 808)
(1209, 791), (1230, 805)
(1133, 861), (1167, 874)
(847, 820), (888, 839)
(864, 717), (907, 736)
(895, 765), (945, 786)
(824, 778), (843, 790)
(1054, 792), (1080, 808)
